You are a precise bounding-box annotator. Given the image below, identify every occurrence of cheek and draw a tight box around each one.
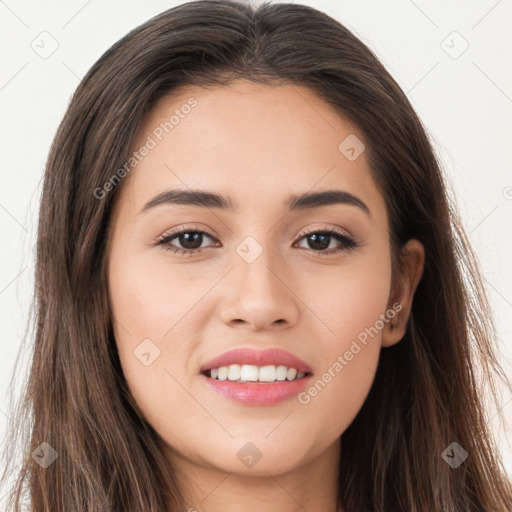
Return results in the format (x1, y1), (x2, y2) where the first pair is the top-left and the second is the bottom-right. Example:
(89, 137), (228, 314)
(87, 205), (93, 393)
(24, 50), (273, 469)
(109, 250), (201, 341)
(296, 246), (391, 430)
(301, 240), (392, 347)
(107, 250), (202, 389)
(108, 251), (207, 435)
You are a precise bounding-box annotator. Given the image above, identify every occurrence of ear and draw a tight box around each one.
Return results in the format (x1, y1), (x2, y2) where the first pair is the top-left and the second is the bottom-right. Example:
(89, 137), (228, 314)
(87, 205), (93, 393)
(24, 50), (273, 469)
(381, 239), (425, 348)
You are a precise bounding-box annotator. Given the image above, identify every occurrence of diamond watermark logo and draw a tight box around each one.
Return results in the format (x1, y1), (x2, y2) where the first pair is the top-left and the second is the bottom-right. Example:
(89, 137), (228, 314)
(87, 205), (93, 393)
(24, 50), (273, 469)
(441, 31), (469, 60)
(237, 442), (262, 468)
(32, 442), (58, 468)
(236, 236), (264, 264)
(338, 134), (365, 161)
(442, 442), (468, 468)
(134, 338), (161, 366)
(30, 31), (59, 60)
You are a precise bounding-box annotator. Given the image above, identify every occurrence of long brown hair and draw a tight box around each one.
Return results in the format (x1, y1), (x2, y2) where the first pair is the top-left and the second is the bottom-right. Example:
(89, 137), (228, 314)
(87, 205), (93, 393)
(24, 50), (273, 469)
(2, 1), (511, 510)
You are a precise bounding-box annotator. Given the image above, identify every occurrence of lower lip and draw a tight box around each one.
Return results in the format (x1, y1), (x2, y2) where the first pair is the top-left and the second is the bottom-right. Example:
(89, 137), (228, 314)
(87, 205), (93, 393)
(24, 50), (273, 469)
(200, 373), (312, 406)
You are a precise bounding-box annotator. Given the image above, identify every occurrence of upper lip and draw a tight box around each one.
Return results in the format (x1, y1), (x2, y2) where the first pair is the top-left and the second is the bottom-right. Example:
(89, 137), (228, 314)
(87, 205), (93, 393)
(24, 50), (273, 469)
(200, 348), (313, 374)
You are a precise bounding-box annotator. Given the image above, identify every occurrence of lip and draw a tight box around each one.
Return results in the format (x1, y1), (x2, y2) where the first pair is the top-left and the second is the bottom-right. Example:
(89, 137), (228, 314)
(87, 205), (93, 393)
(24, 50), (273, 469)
(200, 373), (313, 406)
(199, 347), (313, 374)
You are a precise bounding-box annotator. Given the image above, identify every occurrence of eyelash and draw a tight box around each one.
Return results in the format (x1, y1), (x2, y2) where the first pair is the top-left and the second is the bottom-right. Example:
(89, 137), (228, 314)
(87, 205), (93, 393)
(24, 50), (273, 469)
(154, 225), (358, 257)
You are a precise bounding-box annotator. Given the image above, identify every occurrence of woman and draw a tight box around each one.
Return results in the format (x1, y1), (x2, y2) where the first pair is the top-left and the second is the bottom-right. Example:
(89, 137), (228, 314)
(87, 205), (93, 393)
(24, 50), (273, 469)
(2, 1), (511, 510)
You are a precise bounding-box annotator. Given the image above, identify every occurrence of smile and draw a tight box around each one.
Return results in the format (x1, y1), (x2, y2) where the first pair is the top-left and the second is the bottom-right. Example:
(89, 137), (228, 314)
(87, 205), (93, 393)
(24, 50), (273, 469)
(205, 364), (307, 382)
(201, 366), (312, 406)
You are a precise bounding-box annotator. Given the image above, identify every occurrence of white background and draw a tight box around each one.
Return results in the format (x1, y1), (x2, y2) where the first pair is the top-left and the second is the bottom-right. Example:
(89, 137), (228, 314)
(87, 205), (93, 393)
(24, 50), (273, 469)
(1, 0), (511, 484)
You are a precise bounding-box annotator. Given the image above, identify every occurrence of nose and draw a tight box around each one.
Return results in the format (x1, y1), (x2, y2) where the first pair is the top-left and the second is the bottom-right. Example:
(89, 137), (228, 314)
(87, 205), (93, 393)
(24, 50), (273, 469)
(219, 248), (300, 331)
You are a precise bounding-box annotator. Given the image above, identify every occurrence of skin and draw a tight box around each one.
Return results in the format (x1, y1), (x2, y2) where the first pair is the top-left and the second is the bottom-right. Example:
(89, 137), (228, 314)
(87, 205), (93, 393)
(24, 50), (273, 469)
(107, 79), (425, 512)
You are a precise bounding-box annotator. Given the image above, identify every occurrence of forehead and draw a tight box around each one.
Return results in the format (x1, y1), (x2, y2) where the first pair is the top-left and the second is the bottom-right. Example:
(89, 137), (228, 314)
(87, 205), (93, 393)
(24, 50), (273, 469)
(119, 80), (385, 220)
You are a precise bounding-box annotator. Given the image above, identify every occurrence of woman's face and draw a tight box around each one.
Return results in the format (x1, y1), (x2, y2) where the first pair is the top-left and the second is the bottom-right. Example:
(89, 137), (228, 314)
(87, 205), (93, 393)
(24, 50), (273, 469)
(107, 79), (419, 477)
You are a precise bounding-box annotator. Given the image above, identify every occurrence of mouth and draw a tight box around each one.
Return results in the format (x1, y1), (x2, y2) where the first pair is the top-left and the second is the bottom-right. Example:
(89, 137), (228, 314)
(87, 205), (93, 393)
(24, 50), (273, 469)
(199, 347), (314, 405)
(200, 362), (313, 406)
(201, 364), (312, 383)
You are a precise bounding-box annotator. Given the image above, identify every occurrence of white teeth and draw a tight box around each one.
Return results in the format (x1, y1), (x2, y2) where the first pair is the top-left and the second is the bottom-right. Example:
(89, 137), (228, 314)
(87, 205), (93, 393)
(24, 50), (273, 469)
(217, 366), (228, 381)
(259, 365), (277, 382)
(240, 364), (259, 382)
(207, 364), (308, 382)
(276, 365), (288, 381)
(287, 367), (297, 380)
(227, 364), (241, 381)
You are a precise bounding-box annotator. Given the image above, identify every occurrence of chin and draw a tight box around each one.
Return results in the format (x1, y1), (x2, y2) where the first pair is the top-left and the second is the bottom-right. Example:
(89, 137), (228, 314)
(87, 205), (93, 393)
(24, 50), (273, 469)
(197, 438), (313, 476)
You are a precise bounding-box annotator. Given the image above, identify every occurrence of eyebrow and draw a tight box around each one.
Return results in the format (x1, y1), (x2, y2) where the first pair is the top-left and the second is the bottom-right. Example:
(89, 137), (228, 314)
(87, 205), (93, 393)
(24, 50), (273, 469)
(139, 188), (371, 218)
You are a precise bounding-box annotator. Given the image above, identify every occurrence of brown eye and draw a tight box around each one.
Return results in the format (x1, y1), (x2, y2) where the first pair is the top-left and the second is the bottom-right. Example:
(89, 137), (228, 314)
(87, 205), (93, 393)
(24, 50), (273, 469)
(294, 229), (358, 256)
(157, 229), (219, 256)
